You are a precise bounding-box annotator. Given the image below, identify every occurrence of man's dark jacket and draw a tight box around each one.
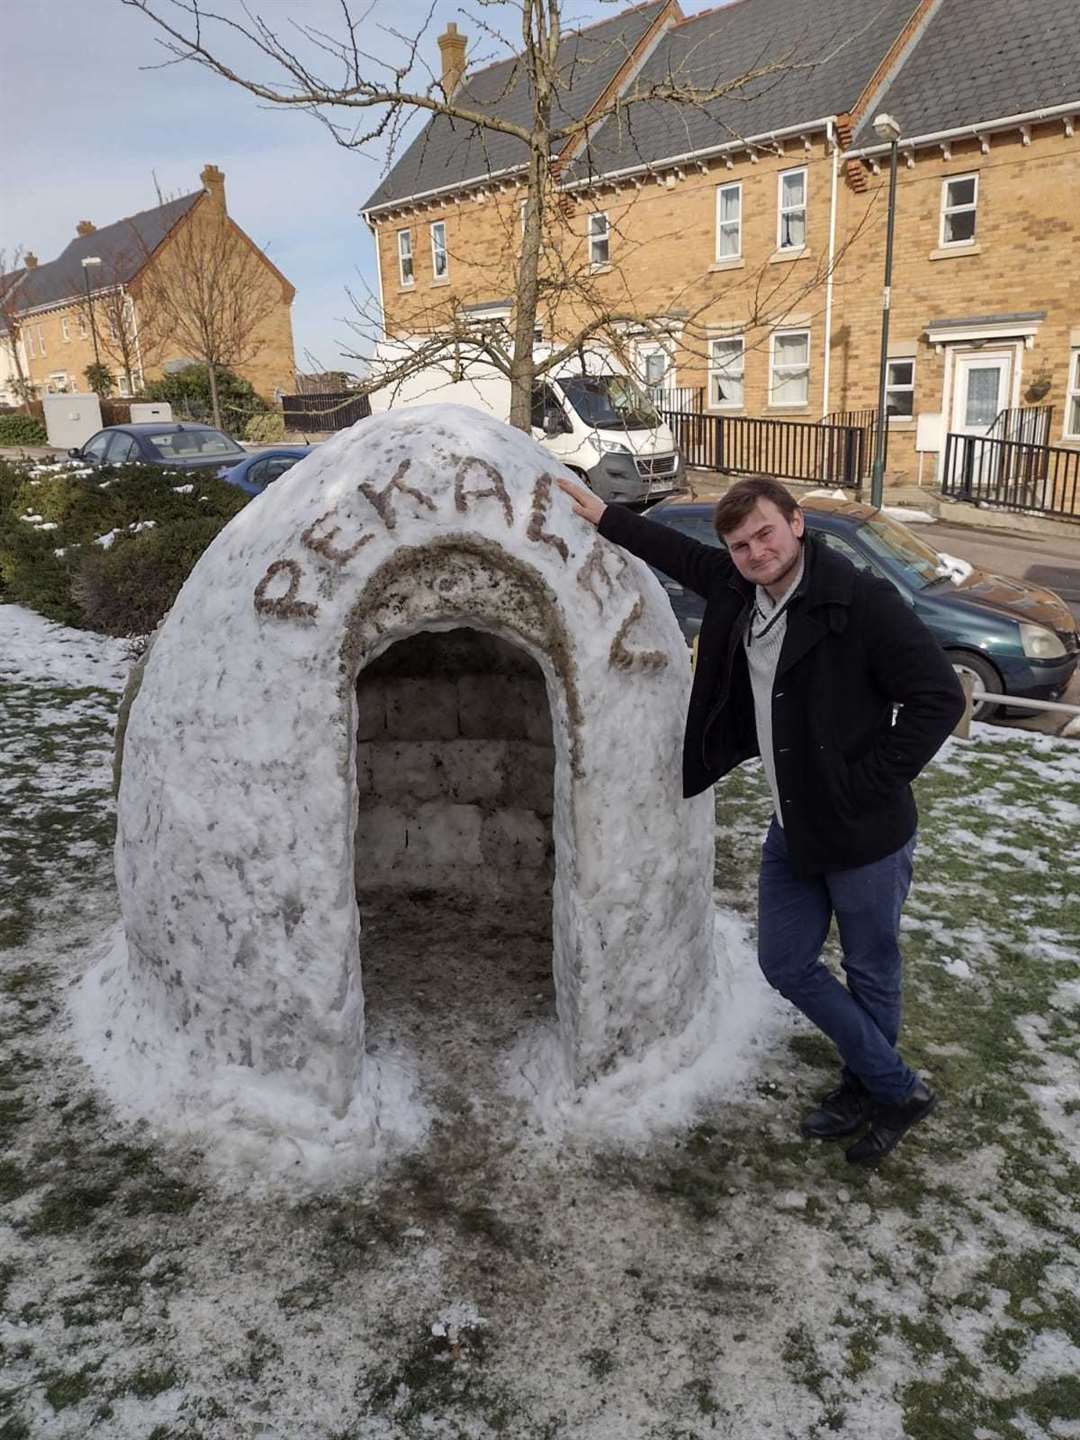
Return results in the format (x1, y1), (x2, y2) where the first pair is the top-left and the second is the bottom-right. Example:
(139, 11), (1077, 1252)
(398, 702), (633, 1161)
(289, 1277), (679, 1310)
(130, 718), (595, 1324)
(597, 505), (965, 877)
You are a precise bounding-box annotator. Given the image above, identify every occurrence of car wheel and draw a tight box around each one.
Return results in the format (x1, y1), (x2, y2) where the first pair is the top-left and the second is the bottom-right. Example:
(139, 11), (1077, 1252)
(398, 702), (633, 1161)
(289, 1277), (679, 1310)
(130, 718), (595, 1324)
(945, 649), (1003, 723)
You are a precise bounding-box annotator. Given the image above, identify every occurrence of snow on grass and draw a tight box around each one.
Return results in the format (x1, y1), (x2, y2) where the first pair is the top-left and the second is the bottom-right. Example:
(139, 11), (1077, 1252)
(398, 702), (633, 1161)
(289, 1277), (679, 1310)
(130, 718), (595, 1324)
(1, 607), (1078, 1438)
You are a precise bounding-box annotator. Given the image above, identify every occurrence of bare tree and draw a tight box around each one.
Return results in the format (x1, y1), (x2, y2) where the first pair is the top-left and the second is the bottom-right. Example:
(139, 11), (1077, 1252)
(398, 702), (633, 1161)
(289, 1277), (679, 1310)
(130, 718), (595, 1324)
(121, 0), (875, 429)
(0, 249), (33, 408)
(133, 188), (279, 427)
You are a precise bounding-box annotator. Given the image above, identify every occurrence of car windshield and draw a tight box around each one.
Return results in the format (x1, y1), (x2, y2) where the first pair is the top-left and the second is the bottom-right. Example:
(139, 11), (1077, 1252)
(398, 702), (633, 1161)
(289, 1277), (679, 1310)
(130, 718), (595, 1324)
(146, 428), (244, 459)
(656, 510), (721, 546)
(857, 514), (947, 590)
(558, 375), (659, 431)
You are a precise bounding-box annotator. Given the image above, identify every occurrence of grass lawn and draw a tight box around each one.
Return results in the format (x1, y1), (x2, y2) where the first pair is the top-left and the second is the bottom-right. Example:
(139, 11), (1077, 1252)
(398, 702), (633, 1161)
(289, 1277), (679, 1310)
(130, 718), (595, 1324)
(1, 613), (1078, 1440)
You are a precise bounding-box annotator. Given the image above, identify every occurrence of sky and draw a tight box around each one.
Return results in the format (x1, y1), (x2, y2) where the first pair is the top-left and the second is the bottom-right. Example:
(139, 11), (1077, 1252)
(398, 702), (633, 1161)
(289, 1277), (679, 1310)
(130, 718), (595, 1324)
(2, 0), (628, 381)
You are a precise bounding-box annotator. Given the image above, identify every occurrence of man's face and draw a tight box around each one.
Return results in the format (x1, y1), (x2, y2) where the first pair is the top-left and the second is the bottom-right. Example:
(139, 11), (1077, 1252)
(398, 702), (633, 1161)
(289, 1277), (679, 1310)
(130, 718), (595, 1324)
(721, 498), (805, 590)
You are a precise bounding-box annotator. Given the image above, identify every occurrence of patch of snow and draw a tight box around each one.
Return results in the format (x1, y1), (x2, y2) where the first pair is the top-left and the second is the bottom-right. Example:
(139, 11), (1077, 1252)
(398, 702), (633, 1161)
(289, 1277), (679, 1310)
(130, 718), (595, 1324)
(172, 483), (195, 494)
(506, 906), (784, 1143)
(936, 551), (974, 583)
(883, 505), (936, 524)
(943, 956), (973, 979)
(0, 604), (131, 691)
(430, 1300), (486, 1342)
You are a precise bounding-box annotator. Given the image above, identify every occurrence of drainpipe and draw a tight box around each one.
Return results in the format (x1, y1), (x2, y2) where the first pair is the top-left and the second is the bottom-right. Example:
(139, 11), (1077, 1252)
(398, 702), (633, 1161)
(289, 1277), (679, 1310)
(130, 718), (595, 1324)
(821, 118), (839, 421)
(372, 221), (386, 341)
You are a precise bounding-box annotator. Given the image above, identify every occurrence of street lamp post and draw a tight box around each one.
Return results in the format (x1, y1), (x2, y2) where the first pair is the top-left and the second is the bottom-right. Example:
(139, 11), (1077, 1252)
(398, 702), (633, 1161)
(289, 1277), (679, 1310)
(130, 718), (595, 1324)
(870, 113), (901, 510)
(81, 256), (103, 369)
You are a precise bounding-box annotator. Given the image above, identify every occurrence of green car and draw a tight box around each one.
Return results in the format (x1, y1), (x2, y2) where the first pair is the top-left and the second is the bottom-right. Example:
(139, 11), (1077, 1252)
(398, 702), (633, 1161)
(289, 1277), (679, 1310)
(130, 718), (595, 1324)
(645, 495), (1079, 722)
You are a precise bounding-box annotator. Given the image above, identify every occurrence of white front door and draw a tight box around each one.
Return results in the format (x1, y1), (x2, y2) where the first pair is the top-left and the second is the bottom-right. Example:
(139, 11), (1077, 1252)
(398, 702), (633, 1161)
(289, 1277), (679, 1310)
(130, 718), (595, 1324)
(951, 351), (1012, 436)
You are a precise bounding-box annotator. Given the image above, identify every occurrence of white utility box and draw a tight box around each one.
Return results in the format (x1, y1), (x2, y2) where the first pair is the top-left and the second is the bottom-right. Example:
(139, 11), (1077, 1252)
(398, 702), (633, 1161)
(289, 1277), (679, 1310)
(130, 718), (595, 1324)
(130, 402), (172, 423)
(43, 394), (103, 450)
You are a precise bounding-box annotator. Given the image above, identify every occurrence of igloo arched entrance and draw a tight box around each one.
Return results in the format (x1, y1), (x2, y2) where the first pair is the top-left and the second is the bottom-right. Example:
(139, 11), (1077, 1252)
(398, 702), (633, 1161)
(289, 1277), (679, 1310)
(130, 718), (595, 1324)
(91, 406), (718, 1148)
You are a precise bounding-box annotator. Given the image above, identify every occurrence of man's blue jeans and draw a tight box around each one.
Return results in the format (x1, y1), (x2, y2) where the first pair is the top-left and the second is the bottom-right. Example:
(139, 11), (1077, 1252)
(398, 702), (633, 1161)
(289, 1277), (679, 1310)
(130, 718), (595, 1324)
(758, 819), (918, 1104)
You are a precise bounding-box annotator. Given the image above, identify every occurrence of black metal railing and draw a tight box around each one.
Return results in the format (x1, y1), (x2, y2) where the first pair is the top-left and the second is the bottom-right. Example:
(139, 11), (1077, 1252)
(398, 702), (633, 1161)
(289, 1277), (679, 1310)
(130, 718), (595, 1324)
(281, 390), (371, 432)
(985, 405), (1054, 447)
(822, 406), (878, 432)
(660, 409), (868, 489)
(647, 384), (703, 413)
(942, 431), (1080, 519)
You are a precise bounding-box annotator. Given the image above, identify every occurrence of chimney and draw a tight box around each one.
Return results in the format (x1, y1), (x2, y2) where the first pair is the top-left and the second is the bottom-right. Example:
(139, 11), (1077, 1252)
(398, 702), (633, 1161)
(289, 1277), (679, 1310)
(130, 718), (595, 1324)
(438, 22), (467, 95)
(24, 252), (38, 269)
(200, 164), (226, 209)
(76, 221), (97, 237)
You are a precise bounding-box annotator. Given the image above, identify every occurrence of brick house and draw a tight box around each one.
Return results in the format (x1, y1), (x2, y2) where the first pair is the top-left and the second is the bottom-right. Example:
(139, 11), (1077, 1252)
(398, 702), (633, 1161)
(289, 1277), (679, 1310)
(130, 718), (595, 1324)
(9, 166), (297, 405)
(361, 0), (1080, 487)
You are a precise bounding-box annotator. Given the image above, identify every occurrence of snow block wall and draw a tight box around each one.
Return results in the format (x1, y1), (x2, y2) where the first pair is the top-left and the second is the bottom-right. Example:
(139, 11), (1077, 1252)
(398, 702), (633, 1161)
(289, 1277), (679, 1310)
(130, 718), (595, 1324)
(356, 630), (554, 899)
(97, 405), (717, 1145)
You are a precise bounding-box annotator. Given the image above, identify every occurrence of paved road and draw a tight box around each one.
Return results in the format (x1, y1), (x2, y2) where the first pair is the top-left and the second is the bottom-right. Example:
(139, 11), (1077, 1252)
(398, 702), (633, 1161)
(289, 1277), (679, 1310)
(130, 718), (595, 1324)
(919, 521), (1080, 621)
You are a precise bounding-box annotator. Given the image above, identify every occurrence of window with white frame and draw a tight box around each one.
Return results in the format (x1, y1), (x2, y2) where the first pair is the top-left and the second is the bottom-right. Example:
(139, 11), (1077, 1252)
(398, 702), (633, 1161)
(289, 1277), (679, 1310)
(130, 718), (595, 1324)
(715, 183), (741, 260)
(885, 358), (915, 417)
(61, 316), (71, 342)
(777, 168), (807, 250)
(430, 221), (448, 280)
(940, 174), (978, 246)
(709, 336), (744, 409)
(36, 325), (46, 357)
(25, 328), (35, 359)
(588, 212), (610, 269)
(770, 329), (810, 406)
(1066, 350), (1080, 439)
(77, 312), (89, 339)
(397, 229), (414, 286)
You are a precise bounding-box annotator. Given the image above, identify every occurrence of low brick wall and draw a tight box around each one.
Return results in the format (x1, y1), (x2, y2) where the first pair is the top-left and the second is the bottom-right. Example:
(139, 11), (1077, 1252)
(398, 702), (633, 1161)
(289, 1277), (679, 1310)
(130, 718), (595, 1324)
(355, 629), (555, 899)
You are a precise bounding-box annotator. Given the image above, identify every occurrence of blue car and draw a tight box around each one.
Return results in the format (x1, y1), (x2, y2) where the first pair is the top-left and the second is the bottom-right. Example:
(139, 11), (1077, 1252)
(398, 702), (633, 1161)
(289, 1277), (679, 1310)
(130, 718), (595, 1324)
(71, 423), (246, 474)
(219, 445), (313, 495)
(644, 494), (1079, 720)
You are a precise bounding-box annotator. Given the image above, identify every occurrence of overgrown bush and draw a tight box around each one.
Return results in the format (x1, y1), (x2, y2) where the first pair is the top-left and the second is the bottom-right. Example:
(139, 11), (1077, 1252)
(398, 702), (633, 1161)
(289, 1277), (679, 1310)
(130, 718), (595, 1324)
(72, 517), (228, 636)
(0, 414), (48, 446)
(244, 411), (286, 443)
(0, 457), (249, 630)
(142, 364), (272, 435)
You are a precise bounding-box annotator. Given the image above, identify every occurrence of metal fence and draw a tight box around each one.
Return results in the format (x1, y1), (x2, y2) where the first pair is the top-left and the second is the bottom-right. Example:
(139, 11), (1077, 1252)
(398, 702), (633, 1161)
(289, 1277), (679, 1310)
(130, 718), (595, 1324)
(941, 431), (1080, 520)
(647, 384), (703, 413)
(986, 405), (1054, 447)
(281, 390), (372, 432)
(660, 409), (869, 489)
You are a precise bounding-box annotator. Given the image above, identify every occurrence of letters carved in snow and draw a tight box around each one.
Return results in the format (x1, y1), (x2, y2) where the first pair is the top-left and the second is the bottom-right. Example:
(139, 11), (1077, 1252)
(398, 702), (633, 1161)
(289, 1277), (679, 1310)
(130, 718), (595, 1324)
(253, 458), (667, 671)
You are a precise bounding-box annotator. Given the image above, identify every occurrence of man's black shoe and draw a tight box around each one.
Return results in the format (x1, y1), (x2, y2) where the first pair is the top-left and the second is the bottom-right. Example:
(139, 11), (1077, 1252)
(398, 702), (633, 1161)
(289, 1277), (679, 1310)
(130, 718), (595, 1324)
(800, 1076), (871, 1140)
(845, 1081), (937, 1166)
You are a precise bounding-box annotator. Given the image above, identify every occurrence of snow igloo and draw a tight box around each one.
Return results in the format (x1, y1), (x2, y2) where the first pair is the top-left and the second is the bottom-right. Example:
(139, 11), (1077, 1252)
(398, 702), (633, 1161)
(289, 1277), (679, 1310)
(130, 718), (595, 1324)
(93, 405), (717, 1150)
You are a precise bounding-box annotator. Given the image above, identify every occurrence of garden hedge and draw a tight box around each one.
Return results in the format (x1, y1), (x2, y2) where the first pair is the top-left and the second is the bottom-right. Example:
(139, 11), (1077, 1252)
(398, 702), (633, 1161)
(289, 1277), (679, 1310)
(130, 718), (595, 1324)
(0, 457), (249, 634)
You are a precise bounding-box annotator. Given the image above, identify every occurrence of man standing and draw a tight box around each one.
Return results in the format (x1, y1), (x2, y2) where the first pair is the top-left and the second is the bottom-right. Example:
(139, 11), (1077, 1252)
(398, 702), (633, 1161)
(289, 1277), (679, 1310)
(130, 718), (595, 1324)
(556, 474), (964, 1165)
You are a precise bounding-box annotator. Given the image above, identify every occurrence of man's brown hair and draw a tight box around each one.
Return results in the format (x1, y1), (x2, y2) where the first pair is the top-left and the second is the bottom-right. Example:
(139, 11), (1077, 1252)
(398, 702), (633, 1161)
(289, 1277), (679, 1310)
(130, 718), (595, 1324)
(712, 476), (801, 538)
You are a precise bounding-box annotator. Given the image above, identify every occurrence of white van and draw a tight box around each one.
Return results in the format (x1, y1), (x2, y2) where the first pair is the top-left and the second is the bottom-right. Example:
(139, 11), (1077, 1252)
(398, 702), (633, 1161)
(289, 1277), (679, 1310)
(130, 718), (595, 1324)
(366, 339), (684, 506)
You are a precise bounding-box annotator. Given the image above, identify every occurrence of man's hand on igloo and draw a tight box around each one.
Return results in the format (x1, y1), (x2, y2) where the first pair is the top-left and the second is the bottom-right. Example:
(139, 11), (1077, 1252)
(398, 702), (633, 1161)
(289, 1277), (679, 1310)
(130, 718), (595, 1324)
(556, 475), (606, 529)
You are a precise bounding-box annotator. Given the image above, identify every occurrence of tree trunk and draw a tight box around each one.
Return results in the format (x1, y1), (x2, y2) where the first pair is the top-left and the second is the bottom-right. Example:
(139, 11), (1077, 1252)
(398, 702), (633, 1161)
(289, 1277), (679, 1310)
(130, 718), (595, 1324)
(508, 143), (547, 431)
(207, 362), (222, 430)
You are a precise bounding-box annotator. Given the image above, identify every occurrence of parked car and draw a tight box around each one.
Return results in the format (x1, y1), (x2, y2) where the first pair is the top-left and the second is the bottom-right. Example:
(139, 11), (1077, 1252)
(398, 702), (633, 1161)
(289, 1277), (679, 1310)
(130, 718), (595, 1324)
(643, 494), (1079, 720)
(69, 423), (246, 475)
(219, 445), (313, 496)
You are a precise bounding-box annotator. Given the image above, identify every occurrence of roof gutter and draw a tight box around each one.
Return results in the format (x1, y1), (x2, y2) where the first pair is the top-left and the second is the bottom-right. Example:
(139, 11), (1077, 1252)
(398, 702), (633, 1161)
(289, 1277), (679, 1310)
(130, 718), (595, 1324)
(559, 115), (837, 191)
(846, 100), (1078, 158)
(361, 162), (527, 222)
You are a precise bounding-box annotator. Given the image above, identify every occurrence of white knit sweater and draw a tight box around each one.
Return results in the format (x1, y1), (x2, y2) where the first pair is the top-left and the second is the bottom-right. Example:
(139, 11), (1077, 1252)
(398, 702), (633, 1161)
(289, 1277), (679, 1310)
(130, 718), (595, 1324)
(742, 553), (805, 826)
